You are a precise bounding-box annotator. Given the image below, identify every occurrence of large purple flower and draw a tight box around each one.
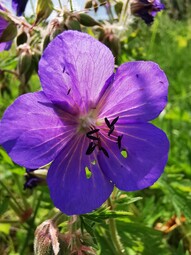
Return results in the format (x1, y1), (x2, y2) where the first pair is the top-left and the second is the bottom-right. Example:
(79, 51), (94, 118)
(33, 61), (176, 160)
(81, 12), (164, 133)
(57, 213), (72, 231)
(0, 4), (12, 52)
(0, 31), (169, 215)
(131, 0), (164, 24)
(12, 0), (28, 16)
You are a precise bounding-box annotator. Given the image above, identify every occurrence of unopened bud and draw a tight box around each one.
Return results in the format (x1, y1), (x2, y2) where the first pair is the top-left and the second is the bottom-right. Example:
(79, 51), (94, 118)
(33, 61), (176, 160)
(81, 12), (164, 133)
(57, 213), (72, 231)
(17, 44), (32, 76)
(48, 17), (65, 39)
(34, 220), (60, 255)
(85, 0), (93, 9)
(16, 31), (28, 46)
(24, 168), (47, 190)
(35, 0), (53, 24)
(99, 29), (120, 58)
(77, 13), (100, 27)
(65, 16), (81, 31)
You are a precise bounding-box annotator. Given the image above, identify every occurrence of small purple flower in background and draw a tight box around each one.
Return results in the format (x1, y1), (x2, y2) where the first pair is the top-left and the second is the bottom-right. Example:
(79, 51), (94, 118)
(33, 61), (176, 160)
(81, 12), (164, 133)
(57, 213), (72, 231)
(12, 0), (28, 16)
(24, 168), (45, 190)
(0, 31), (169, 215)
(0, 4), (12, 52)
(131, 0), (164, 24)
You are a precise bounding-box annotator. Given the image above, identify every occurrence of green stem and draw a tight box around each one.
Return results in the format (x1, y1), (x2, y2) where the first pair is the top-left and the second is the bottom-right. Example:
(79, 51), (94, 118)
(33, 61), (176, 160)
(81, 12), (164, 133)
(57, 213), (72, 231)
(107, 198), (126, 255)
(30, 0), (35, 14)
(0, 180), (23, 213)
(58, 0), (62, 9)
(52, 211), (68, 225)
(69, 0), (73, 12)
(20, 191), (43, 255)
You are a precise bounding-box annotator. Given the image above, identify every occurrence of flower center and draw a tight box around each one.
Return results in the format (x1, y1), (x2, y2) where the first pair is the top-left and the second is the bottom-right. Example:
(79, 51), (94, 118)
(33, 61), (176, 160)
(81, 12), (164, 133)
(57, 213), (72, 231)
(77, 112), (123, 158)
(77, 112), (96, 133)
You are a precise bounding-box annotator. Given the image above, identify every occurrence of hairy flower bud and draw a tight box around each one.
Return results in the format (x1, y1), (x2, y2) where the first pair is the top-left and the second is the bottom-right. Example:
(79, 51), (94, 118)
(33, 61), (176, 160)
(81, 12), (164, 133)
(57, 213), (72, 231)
(17, 43), (32, 76)
(98, 27), (120, 58)
(34, 220), (60, 255)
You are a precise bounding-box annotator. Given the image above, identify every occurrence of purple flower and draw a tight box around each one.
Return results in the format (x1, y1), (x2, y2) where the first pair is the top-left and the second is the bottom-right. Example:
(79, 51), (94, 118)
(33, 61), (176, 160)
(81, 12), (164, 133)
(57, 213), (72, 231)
(0, 31), (169, 215)
(0, 4), (12, 52)
(24, 168), (44, 190)
(131, 0), (164, 24)
(12, 0), (28, 16)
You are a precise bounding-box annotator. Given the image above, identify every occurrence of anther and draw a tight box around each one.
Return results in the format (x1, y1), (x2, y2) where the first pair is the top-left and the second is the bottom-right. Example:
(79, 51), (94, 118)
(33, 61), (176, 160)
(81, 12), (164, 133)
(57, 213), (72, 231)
(67, 88), (71, 95)
(86, 142), (97, 155)
(100, 147), (109, 158)
(105, 117), (111, 128)
(110, 116), (119, 126)
(117, 135), (123, 149)
(108, 126), (114, 136)
(86, 129), (100, 141)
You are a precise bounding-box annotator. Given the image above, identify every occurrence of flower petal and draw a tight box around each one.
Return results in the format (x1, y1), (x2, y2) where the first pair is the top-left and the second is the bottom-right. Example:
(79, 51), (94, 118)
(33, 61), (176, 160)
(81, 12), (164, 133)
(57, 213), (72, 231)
(39, 31), (114, 113)
(12, 0), (28, 16)
(47, 135), (113, 215)
(98, 123), (169, 191)
(0, 91), (76, 168)
(97, 61), (168, 122)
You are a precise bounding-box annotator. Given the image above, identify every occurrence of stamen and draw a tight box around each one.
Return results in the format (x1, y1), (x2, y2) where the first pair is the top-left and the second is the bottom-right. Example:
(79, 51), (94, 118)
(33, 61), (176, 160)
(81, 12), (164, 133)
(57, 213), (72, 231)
(105, 117), (111, 128)
(86, 129), (100, 141)
(87, 129), (100, 135)
(86, 142), (97, 155)
(108, 125), (114, 136)
(105, 116), (119, 136)
(117, 135), (123, 149)
(67, 88), (71, 95)
(100, 147), (109, 158)
(110, 116), (119, 126)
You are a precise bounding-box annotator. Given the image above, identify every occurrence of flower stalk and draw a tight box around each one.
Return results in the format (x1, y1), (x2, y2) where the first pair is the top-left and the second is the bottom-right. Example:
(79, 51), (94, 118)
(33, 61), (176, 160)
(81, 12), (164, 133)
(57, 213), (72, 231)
(107, 197), (126, 255)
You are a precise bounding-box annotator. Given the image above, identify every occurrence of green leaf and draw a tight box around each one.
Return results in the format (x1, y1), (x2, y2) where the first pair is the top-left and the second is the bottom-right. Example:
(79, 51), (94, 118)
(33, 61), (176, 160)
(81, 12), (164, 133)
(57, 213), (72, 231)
(0, 22), (17, 43)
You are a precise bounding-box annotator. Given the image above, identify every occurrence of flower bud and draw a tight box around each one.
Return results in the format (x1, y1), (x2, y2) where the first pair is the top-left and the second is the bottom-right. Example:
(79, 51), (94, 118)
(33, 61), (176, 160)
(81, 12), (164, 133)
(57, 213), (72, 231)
(35, 0), (53, 24)
(16, 31), (28, 46)
(17, 43), (32, 76)
(77, 13), (100, 27)
(98, 28), (120, 59)
(34, 220), (60, 255)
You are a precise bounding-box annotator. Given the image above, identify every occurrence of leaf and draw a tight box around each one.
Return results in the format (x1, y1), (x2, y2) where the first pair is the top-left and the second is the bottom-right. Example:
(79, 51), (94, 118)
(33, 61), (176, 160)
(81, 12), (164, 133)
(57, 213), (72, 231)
(0, 196), (9, 215)
(0, 22), (17, 43)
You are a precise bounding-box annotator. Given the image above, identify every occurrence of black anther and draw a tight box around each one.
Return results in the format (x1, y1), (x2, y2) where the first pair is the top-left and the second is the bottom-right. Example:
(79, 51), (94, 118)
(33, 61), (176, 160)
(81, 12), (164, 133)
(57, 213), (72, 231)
(87, 129), (100, 135)
(67, 88), (71, 95)
(108, 126), (114, 136)
(105, 117), (111, 128)
(86, 129), (100, 141)
(110, 116), (119, 127)
(100, 147), (109, 158)
(117, 135), (123, 149)
(86, 142), (97, 155)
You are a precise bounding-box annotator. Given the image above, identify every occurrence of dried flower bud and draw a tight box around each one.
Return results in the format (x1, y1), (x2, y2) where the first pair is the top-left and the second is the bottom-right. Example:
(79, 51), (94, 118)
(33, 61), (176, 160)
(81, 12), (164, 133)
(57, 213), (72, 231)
(59, 229), (96, 255)
(34, 220), (60, 255)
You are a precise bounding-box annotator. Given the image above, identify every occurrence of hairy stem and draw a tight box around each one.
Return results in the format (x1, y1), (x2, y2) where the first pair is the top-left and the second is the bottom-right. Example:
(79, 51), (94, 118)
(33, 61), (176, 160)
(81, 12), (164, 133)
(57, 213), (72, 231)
(107, 197), (126, 255)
